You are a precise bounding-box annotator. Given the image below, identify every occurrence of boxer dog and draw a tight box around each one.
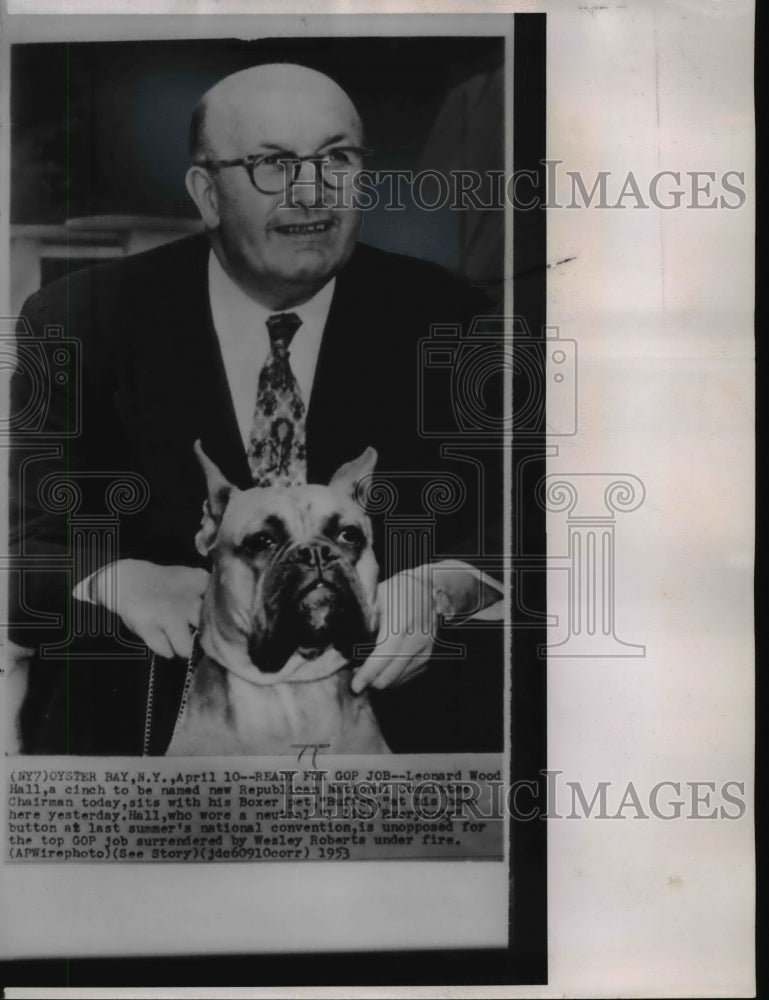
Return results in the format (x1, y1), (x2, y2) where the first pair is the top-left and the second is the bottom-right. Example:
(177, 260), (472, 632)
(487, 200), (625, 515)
(166, 442), (390, 755)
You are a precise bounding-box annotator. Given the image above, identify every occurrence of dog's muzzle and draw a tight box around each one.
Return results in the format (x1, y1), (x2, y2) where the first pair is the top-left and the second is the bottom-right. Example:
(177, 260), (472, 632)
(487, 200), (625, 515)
(248, 541), (376, 674)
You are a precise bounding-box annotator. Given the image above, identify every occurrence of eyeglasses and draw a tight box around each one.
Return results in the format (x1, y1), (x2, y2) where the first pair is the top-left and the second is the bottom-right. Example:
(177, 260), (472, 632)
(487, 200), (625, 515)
(194, 146), (372, 194)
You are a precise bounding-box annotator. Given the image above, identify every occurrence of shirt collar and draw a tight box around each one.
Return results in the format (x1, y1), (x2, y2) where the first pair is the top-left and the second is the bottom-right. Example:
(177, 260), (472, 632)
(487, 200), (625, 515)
(208, 249), (336, 336)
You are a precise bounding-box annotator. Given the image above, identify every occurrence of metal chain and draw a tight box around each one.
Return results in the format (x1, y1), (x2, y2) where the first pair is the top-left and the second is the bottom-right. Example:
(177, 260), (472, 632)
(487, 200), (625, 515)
(142, 629), (199, 757)
(142, 652), (157, 757)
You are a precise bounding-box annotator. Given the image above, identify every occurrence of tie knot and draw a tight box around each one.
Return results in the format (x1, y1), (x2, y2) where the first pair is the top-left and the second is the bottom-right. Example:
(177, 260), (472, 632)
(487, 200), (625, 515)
(266, 312), (302, 351)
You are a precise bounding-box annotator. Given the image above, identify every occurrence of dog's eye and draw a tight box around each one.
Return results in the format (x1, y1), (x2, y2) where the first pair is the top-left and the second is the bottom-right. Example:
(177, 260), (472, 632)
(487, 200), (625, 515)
(239, 531), (276, 556)
(336, 525), (365, 548)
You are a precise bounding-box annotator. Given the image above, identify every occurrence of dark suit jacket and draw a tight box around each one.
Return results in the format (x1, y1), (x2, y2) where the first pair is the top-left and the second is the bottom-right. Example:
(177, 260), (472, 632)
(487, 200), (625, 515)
(10, 235), (504, 754)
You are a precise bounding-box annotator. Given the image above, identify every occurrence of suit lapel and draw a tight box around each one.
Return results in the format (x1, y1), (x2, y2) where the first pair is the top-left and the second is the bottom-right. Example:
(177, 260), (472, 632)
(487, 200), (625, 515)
(111, 237), (250, 562)
(133, 236), (251, 490)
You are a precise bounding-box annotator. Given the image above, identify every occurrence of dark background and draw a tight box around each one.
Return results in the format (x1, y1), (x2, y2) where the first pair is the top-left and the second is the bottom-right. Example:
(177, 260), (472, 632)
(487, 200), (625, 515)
(11, 36), (504, 282)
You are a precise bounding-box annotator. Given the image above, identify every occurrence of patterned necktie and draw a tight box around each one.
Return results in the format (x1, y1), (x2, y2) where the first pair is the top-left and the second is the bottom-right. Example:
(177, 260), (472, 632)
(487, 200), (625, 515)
(247, 312), (307, 487)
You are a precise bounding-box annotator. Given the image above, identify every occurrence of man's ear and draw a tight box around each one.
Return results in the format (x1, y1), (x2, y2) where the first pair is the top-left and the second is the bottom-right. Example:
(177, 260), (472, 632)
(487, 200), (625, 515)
(185, 165), (220, 230)
(194, 439), (236, 555)
(329, 447), (378, 501)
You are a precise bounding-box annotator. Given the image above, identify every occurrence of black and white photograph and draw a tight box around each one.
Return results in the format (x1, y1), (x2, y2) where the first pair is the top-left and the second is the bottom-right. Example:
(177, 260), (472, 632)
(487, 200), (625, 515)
(1, 13), (547, 983)
(6, 34), (518, 759)
(0, 2), (754, 997)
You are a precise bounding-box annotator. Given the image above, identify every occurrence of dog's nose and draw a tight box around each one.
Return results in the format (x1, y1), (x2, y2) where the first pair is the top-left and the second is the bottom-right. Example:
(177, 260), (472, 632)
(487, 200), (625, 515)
(295, 543), (338, 569)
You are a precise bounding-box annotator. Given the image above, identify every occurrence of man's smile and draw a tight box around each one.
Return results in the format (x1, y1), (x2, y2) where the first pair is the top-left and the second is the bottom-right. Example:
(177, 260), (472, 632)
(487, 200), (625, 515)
(271, 219), (336, 236)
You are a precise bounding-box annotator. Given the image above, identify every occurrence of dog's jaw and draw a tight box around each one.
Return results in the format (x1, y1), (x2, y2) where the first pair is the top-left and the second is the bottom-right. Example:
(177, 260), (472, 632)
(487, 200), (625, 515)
(198, 586), (352, 687)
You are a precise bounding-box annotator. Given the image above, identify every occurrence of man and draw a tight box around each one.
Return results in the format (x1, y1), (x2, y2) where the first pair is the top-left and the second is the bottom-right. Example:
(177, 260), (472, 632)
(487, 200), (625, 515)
(10, 63), (504, 754)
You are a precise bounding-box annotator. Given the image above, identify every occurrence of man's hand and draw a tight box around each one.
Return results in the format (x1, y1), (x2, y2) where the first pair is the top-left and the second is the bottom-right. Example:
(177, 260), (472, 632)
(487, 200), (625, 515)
(351, 561), (504, 693)
(351, 566), (437, 692)
(91, 559), (209, 659)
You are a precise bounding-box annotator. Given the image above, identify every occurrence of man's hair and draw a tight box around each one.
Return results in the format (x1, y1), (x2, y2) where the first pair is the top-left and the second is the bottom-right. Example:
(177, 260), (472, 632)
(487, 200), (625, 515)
(188, 97), (211, 162)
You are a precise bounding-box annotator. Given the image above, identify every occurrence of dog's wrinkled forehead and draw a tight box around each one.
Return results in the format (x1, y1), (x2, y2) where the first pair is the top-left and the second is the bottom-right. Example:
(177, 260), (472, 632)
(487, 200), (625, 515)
(220, 484), (369, 544)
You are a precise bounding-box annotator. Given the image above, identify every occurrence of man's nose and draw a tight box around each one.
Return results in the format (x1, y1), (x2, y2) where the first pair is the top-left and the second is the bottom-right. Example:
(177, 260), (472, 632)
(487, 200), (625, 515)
(295, 543), (338, 570)
(287, 159), (325, 207)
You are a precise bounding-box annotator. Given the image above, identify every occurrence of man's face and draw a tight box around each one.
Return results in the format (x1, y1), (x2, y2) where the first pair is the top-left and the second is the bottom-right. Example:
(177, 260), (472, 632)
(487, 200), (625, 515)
(202, 74), (363, 307)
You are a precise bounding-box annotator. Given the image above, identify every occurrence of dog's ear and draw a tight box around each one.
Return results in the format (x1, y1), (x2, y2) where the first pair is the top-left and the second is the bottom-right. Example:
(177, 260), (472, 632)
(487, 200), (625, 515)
(329, 446), (378, 500)
(194, 439), (236, 554)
